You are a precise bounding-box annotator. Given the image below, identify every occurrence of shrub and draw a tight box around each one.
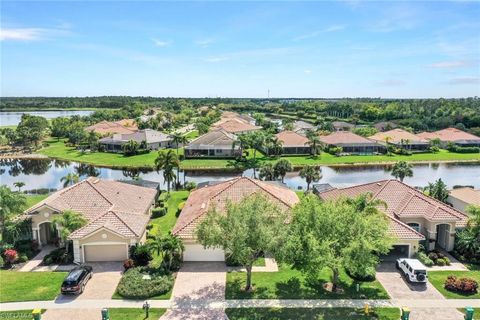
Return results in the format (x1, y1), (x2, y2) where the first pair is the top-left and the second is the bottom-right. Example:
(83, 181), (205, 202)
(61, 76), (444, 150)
(444, 276), (478, 295)
(184, 181), (197, 191)
(178, 202), (185, 213)
(17, 255), (29, 263)
(151, 207), (166, 218)
(436, 258), (446, 266)
(129, 244), (152, 267)
(345, 266), (376, 282)
(428, 252), (438, 261)
(146, 224), (153, 230)
(416, 252), (434, 267)
(42, 247), (73, 265)
(4, 249), (18, 264)
(116, 267), (173, 299)
(0, 256), (4, 268)
(123, 259), (135, 270)
(443, 257), (451, 266)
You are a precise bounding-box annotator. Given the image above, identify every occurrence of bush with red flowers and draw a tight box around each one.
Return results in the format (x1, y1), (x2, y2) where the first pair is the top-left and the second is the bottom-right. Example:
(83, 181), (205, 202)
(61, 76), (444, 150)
(4, 249), (18, 265)
(123, 259), (135, 270)
(444, 275), (478, 295)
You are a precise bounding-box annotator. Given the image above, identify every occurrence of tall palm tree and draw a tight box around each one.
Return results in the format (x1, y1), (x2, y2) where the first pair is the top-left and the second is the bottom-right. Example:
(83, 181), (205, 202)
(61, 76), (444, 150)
(148, 233), (184, 271)
(265, 136), (283, 157)
(13, 182), (25, 192)
(305, 129), (322, 156)
(259, 163), (276, 181)
(273, 159), (292, 183)
(60, 173), (79, 188)
(390, 161), (413, 182)
(155, 150), (179, 193)
(299, 165), (322, 191)
(52, 210), (87, 252)
(170, 133), (189, 156)
(122, 139), (139, 155)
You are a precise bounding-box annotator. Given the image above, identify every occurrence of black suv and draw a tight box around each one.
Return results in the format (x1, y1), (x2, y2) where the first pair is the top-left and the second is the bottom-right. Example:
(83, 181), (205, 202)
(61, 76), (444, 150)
(61, 265), (93, 294)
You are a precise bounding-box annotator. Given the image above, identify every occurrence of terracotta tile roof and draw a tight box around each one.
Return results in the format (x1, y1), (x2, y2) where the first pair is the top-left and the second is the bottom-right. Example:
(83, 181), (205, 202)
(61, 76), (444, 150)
(318, 179), (469, 238)
(449, 188), (480, 206)
(387, 216), (425, 240)
(25, 177), (156, 239)
(369, 129), (428, 145)
(212, 119), (261, 133)
(417, 128), (480, 143)
(172, 177), (300, 239)
(85, 120), (138, 135)
(319, 131), (380, 146)
(276, 131), (309, 147)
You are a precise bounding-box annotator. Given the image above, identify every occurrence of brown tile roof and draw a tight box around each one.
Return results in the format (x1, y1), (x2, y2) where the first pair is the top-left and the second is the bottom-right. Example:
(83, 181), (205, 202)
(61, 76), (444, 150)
(319, 131), (379, 146)
(172, 177), (300, 239)
(369, 129), (428, 145)
(417, 128), (480, 143)
(25, 177), (156, 239)
(212, 119), (261, 133)
(318, 179), (468, 238)
(186, 130), (238, 150)
(276, 131), (309, 147)
(85, 120), (138, 135)
(449, 188), (480, 206)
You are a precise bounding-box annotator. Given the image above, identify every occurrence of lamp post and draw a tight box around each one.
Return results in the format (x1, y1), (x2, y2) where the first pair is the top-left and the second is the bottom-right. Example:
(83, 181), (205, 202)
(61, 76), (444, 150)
(143, 300), (151, 318)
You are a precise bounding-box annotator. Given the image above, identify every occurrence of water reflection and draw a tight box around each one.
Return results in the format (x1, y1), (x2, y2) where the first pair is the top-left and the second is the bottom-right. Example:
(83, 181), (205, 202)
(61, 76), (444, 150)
(0, 158), (479, 192)
(0, 110), (94, 126)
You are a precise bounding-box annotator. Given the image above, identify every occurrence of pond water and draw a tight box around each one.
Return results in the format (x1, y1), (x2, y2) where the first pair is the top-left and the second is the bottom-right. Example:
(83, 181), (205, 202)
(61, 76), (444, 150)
(0, 110), (94, 126)
(1, 158), (479, 193)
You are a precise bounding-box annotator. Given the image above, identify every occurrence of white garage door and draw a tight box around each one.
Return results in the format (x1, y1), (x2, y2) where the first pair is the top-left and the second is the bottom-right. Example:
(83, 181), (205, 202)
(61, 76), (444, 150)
(84, 244), (127, 262)
(183, 244), (225, 261)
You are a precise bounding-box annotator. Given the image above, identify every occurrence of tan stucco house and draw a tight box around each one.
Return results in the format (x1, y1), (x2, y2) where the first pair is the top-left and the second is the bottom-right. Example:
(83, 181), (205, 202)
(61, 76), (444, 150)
(318, 179), (469, 259)
(172, 177), (299, 261)
(448, 187), (480, 214)
(24, 177), (157, 263)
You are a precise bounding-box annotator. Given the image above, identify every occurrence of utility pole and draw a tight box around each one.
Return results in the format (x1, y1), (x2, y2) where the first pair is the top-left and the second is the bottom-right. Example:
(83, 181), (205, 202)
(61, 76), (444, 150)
(267, 89), (270, 99)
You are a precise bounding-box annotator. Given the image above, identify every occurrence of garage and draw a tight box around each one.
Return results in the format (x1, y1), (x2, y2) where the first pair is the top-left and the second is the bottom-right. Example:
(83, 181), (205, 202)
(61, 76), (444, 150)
(84, 244), (128, 262)
(381, 244), (410, 262)
(183, 244), (225, 261)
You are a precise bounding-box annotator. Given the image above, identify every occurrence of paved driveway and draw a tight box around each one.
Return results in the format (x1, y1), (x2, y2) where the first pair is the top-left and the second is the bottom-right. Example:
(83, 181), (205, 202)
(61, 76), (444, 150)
(43, 262), (123, 320)
(161, 262), (227, 320)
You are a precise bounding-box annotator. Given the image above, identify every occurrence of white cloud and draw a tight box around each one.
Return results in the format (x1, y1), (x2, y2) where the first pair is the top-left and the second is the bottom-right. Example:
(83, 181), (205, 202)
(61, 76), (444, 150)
(293, 25), (346, 41)
(0, 24), (71, 42)
(195, 38), (214, 48)
(446, 77), (479, 85)
(427, 60), (473, 69)
(152, 38), (171, 47)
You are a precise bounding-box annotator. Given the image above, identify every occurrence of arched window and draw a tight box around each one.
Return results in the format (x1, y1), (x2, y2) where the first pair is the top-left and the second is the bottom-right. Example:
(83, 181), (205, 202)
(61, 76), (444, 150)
(407, 223), (420, 233)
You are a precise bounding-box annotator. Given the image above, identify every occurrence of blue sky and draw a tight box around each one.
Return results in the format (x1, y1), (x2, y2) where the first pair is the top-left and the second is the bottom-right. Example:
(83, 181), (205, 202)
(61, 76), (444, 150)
(1, 1), (479, 98)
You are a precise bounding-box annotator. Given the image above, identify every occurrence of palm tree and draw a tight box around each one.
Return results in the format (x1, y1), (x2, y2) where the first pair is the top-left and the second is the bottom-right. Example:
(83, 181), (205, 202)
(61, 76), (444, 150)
(148, 233), (184, 271)
(155, 150), (179, 193)
(346, 192), (387, 215)
(299, 165), (322, 191)
(52, 210), (87, 252)
(305, 129), (322, 156)
(0, 185), (27, 228)
(60, 173), (79, 188)
(390, 161), (413, 182)
(274, 159), (292, 183)
(259, 163), (276, 181)
(265, 136), (283, 157)
(13, 182), (25, 192)
(122, 139), (139, 155)
(170, 133), (188, 156)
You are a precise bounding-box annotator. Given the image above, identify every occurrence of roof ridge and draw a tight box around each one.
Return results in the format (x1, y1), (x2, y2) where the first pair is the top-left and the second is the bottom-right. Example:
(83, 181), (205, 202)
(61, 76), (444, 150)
(108, 210), (140, 236)
(85, 178), (115, 209)
(246, 177), (296, 208)
(387, 215), (425, 239)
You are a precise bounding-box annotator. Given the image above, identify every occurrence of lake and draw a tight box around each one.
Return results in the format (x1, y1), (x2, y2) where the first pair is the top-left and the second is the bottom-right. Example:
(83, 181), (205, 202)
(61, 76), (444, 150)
(0, 110), (94, 126)
(1, 158), (479, 193)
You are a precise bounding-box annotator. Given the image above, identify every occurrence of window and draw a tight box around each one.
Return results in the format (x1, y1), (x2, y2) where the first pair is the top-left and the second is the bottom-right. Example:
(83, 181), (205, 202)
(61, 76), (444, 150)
(407, 223), (420, 233)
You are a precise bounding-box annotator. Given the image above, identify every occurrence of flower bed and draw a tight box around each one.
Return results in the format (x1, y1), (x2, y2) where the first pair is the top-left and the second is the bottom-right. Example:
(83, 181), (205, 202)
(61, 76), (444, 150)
(444, 276), (478, 295)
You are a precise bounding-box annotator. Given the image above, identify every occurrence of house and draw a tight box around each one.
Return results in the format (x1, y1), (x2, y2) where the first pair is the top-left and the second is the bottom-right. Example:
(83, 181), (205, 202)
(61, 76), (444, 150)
(172, 177), (300, 261)
(332, 121), (355, 132)
(99, 129), (173, 152)
(319, 131), (385, 154)
(417, 128), (480, 148)
(213, 111), (256, 127)
(318, 179), (469, 258)
(292, 120), (315, 136)
(447, 187), (480, 214)
(85, 119), (138, 135)
(369, 128), (430, 151)
(274, 131), (311, 155)
(374, 121), (398, 132)
(184, 130), (241, 158)
(212, 118), (261, 134)
(23, 177), (157, 263)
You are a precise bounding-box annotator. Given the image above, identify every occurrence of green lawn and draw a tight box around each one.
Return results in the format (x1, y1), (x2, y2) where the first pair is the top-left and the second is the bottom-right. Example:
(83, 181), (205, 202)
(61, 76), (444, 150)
(149, 191), (190, 237)
(0, 271), (67, 302)
(428, 270), (480, 299)
(458, 308), (480, 317)
(225, 308), (401, 320)
(25, 194), (49, 208)
(0, 309), (46, 320)
(226, 265), (389, 299)
(183, 130), (199, 140)
(108, 308), (166, 320)
(39, 139), (480, 170)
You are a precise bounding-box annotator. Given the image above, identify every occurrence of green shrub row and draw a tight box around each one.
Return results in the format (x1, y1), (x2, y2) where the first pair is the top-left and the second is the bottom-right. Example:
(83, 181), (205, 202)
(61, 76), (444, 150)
(116, 267), (173, 299)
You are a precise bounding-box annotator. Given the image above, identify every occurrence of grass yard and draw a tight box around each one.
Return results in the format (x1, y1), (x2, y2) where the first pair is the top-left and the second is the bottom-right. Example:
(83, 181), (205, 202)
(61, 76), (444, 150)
(25, 194), (49, 208)
(226, 265), (389, 299)
(458, 308), (479, 317)
(225, 307), (401, 320)
(149, 191), (190, 237)
(428, 270), (480, 299)
(0, 271), (67, 302)
(0, 309), (46, 320)
(108, 308), (166, 320)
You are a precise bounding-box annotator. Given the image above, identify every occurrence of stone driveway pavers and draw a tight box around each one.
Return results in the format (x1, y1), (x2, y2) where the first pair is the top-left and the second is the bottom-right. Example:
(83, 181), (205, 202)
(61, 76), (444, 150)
(161, 262), (227, 320)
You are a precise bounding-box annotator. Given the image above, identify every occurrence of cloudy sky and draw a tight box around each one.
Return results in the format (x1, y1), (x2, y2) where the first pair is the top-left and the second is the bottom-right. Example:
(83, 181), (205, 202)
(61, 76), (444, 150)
(1, 1), (479, 98)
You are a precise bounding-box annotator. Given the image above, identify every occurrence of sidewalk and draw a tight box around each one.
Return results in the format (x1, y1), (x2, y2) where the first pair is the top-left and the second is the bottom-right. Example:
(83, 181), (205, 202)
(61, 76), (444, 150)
(19, 245), (55, 272)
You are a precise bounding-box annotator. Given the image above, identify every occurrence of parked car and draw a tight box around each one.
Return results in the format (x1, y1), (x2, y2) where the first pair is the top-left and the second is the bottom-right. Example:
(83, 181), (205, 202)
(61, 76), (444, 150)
(61, 265), (93, 294)
(396, 258), (428, 284)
